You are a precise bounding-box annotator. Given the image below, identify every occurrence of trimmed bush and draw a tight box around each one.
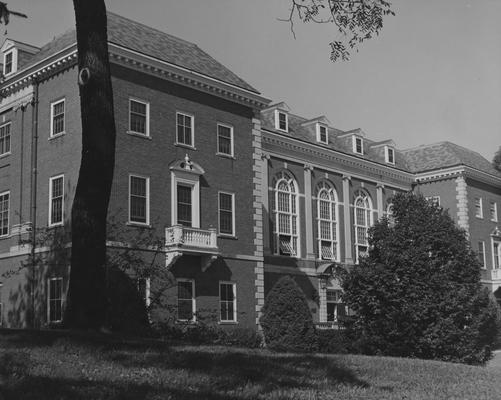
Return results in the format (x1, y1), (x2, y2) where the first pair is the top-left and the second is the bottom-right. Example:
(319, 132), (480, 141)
(260, 276), (317, 352)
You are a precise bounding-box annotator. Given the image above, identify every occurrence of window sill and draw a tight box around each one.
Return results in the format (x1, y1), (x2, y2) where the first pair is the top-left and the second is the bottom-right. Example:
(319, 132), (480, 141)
(127, 131), (151, 140)
(218, 234), (237, 240)
(126, 222), (152, 229)
(48, 223), (64, 229)
(49, 132), (66, 140)
(491, 219), (498, 223)
(175, 142), (196, 151)
(216, 153), (235, 160)
(218, 321), (238, 325)
(0, 152), (11, 160)
(475, 216), (484, 220)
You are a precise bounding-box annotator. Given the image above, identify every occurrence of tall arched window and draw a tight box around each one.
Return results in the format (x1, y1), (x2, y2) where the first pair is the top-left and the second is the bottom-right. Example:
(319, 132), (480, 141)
(272, 171), (299, 256)
(353, 190), (373, 263)
(316, 181), (339, 261)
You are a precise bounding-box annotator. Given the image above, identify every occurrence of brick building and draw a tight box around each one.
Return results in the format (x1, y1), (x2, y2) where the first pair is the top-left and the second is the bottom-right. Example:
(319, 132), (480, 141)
(0, 13), (500, 330)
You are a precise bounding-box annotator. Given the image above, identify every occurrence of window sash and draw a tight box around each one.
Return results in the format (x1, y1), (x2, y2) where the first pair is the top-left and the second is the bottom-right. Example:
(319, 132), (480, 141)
(50, 177), (64, 225)
(48, 278), (63, 323)
(278, 112), (287, 130)
(129, 100), (148, 134)
(220, 283), (236, 322)
(177, 281), (195, 321)
(478, 241), (486, 268)
(51, 100), (65, 136)
(475, 198), (483, 218)
(177, 113), (193, 146)
(219, 193), (234, 235)
(0, 193), (9, 236)
(490, 202), (498, 222)
(129, 176), (148, 224)
(177, 184), (192, 227)
(494, 242), (501, 270)
(217, 125), (233, 155)
(0, 123), (11, 155)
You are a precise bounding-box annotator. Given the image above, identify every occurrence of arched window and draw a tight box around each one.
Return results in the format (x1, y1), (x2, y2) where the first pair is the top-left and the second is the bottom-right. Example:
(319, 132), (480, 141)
(386, 202), (395, 226)
(353, 190), (373, 263)
(272, 171), (299, 256)
(316, 181), (339, 261)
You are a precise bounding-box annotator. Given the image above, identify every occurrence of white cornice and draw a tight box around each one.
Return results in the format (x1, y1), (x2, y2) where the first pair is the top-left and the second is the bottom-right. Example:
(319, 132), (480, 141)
(414, 165), (501, 187)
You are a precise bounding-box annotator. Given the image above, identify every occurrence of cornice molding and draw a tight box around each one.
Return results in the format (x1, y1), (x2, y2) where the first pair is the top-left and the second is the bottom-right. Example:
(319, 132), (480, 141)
(414, 166), (501, 187)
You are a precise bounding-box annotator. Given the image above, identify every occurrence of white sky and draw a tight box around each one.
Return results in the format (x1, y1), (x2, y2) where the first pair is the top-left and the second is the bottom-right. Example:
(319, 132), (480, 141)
(5, 0), (501, 160)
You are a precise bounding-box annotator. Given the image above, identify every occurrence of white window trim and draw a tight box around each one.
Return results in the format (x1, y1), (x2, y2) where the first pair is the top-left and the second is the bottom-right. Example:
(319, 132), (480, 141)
(353, 191), (374, 264)
(128, 174), (150, 226)
(50, 99), (66, 138)
(0, 281), (3, 327)
(425, 196), (441, 207)
(385, 146), (395, 164)
(216, 123), (234, 157)
(219, 281), (237, 323)
(316, 123), (328, 144)
(0, 122), (11, 157)
(49, 175), (64, 227)
(493, 238), (501, 270)
(490, 202), (498, 222)
(171, 172), (200, 228)
(353, 136), (364, 155)
(47, 277), (64, 324)
(274, 110), (288, 132)
(3, 48), (17, 76)
(315, 183), (340, 262)
(175, 111), (195, 148)
(0, 190), (9, 237)
(128, 98), (150, 137)
(177, 278), (196, 322)
(273, 172), (300, 257)
(218, 191), (235, 237)
(475, 197), (483, 219)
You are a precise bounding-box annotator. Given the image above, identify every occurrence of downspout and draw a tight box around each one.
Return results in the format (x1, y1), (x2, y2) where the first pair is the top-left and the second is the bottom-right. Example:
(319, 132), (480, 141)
(29, 79), (39, 329)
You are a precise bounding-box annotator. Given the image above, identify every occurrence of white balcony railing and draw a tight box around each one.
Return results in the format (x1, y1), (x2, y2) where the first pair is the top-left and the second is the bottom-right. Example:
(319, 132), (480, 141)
(165, 225), (218, 250)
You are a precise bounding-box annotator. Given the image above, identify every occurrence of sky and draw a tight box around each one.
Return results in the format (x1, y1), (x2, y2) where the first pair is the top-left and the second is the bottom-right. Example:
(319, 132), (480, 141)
(4, 0), (501, 161)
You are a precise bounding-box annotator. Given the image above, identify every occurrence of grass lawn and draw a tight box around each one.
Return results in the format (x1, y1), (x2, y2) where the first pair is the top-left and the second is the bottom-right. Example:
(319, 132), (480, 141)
(0, 329), (500, 400)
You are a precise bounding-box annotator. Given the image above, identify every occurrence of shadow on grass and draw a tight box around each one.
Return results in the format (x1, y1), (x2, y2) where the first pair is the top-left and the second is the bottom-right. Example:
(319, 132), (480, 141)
(0, 329), (368, 399)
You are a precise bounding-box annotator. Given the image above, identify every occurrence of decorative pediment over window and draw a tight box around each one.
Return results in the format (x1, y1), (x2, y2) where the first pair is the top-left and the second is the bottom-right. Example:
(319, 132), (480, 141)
(169, 154), (205, 176)
(491, 226), (501, 238)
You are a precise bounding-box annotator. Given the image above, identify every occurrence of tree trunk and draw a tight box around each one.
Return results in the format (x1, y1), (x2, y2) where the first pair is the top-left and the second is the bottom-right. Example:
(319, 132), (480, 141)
(64, 0), (116, 329)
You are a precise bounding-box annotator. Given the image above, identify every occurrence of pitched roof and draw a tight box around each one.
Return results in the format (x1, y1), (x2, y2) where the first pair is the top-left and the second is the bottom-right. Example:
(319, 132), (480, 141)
(22, 12), (259, 94)
(402, 141), (501, 177)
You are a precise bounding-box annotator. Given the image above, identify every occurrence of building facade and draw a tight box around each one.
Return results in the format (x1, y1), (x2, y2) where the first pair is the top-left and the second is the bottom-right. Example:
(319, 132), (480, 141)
(0, 14), (500, 330)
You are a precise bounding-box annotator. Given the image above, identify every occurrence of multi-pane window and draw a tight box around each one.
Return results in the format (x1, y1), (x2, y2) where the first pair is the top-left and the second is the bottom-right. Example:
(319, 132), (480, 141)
(490, 202), (498, 222)
(354, 190), (372, 263)
(176, 112), (194, 146)
(475, 197), (483, 218)
(478, 241), (486, 268)
(177, 280), (195, 321)
(177, 184), (192, 227)
(353, 137), (363, 154)
(220, 282), (237, 322)
(129, 99), (149, 136)
(0, 123), (11, 156)
(275, 111), (288, 131)
(425, 196), (441, 207)
(219, 192), (234, 236)
(385, 146), (395, 164)
(316, 182), (338, 261)
(272, 171), (299, 256)
(317, 124), (328, 144)
(217, 124), (234, 156)
(326, 289), (346, 323)
(0, 192), (9, 236)
(49, 176), (64, 226)
(493, 240), (501, 270)
(48, 277), (63, 323)
(50, 99), (65, 137)
(3, 51), (13, 75)
(129, 175), (149, 224)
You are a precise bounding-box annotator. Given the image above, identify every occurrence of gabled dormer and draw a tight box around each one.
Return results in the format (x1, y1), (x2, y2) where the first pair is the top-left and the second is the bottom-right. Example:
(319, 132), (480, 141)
(301, 116), (331, 144)
(1, 39), (39, 78)
(370, 139), (396, 165)
(338, 128), (366, 156)
(262, 102), (291, 133)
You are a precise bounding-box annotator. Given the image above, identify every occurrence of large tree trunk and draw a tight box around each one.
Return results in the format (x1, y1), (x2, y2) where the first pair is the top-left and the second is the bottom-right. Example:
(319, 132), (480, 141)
(64, 0), (116, 329)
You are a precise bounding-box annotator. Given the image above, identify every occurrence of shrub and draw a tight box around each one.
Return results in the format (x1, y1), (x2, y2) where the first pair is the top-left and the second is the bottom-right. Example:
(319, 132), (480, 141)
(340, 192), (501, 365)
(316, 329), (349, 354)
(259, 276), (318, 352)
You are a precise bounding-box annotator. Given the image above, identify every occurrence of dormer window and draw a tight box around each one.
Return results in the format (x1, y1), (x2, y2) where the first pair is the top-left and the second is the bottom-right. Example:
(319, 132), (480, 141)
(317, 124), (328, 144)
(353, 136), (363, 155)
(385, 146), (395, 164)
(3, 51), (13, 75)
(275, 110), (288, 132)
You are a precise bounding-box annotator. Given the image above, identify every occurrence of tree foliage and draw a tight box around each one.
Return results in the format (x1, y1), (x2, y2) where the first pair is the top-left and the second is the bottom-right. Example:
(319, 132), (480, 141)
(340, 192), (500, 365)
(260, 276), (317, 352)
(284, 0), (395, 61)
(493, 147), (501, 172)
